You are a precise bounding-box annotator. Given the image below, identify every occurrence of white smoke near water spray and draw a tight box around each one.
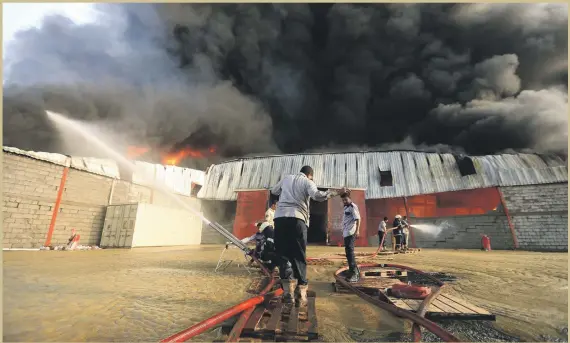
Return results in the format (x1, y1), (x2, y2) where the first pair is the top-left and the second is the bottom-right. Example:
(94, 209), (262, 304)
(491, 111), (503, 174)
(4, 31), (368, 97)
(411, 221), (453, 237)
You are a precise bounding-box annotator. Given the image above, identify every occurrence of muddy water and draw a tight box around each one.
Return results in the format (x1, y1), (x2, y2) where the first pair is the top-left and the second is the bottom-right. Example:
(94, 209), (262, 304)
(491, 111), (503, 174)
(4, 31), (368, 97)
(3, 246), (568, 342)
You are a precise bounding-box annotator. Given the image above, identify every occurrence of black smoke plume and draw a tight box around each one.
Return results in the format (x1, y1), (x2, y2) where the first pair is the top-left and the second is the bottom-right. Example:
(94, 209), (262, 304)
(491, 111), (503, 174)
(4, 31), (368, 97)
(3, 3), (568, 167)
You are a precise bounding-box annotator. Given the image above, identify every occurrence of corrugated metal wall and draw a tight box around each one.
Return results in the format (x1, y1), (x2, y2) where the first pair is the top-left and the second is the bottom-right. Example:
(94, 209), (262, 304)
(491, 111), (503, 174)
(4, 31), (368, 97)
(198, 151), (568, 200)
(233, 190), (269, 239)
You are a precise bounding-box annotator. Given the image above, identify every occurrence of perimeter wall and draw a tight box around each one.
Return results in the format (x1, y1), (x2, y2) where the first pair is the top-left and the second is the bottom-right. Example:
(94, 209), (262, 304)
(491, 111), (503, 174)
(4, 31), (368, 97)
(3, 151), (201, 249)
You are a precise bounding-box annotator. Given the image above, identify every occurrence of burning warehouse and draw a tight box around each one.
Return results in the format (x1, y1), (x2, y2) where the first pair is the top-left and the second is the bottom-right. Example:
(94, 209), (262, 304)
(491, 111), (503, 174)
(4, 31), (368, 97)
(197, 150), (568, 252)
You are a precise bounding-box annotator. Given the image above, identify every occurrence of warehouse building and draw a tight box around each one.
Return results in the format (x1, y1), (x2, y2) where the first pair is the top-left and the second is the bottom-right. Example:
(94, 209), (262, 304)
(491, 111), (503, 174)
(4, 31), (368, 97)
(197, 151), (568, 251)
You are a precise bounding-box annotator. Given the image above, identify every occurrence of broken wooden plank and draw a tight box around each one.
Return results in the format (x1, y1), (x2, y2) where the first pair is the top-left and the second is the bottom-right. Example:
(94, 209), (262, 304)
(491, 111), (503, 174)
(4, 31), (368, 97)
(286, 304), (299, 335)
(242, 306), (267, 334)
(432, 297), (460, 314)
(442, 294), (491, 315)
(438, 294), (477, 314)
(426, 312), (496, 321)
(307, 295), (318, 339)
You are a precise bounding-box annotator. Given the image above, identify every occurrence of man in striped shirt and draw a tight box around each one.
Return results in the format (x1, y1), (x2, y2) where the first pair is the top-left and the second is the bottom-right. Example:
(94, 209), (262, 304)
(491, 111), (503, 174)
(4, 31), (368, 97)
(271, 165), (346, 306)
(341, 192), (361, 283)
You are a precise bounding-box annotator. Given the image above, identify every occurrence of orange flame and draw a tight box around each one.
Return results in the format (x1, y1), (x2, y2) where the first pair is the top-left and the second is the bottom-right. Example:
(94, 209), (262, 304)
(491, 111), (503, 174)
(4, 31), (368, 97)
(127, 145), (216, 166)
(162, 146), (217, 166)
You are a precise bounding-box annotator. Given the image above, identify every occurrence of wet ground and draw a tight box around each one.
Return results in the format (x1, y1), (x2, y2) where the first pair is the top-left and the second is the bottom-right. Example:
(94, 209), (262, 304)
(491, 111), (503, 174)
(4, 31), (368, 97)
(3, 246), (568, 342)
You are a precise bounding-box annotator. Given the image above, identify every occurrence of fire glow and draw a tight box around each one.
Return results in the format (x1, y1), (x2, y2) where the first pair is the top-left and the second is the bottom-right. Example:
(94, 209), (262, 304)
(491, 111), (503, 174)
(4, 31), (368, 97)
(127, 145), (217, 166)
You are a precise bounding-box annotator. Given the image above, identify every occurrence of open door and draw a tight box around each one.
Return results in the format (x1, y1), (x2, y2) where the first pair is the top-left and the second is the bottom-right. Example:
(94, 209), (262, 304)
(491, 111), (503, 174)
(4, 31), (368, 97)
(327, 189), (368, 247)
(233, 190), (270, 239)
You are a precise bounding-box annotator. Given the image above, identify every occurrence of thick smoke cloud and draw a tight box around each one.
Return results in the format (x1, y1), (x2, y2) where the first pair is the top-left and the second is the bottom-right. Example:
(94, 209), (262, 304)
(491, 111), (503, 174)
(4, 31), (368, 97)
(3, 3), (568, 166)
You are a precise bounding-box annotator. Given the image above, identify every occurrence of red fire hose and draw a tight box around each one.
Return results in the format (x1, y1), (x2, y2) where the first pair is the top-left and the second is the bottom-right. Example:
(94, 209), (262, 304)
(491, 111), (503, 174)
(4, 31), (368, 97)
(161, 255), (275, 343)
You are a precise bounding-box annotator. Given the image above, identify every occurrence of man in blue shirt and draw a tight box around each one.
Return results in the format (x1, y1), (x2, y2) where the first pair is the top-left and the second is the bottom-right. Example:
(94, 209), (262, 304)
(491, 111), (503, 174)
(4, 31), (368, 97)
(341, 192), (361, 283)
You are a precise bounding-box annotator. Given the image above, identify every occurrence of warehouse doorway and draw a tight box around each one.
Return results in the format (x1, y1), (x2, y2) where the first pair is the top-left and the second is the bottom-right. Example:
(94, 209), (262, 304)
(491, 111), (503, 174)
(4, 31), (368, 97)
(308, 193), (328, 244)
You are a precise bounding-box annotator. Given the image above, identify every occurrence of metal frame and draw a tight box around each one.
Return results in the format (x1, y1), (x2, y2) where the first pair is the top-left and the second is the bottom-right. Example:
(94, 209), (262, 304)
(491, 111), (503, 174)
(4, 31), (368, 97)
(215, 243), (253, 274)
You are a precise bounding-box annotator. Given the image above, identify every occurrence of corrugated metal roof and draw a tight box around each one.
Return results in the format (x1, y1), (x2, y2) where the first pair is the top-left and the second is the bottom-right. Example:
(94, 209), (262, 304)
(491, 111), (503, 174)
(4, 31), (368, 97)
(197, 151), (568, 201)
(3, 146), (205, 196)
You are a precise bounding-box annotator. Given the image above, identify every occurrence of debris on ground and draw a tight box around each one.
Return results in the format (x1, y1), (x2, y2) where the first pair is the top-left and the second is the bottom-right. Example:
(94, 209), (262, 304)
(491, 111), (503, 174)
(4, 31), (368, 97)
(384, 321), (522, 342)
(40, 245), (102, 251)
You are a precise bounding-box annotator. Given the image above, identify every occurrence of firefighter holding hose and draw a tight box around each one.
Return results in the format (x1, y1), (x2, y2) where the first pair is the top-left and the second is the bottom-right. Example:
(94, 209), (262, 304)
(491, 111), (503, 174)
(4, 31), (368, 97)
(270, 166), (346, 307)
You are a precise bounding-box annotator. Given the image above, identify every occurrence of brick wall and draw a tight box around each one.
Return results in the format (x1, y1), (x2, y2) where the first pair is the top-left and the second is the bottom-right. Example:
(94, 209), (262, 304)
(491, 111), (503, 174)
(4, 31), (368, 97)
(3, 152), (202, 249)
(3, 153), (64, 248)
(500, 183), (568, 252)
(54, 169), (114, 246)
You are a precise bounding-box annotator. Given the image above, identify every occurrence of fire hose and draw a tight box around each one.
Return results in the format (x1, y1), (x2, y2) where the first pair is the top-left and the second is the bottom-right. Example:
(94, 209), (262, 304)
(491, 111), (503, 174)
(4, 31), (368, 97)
(161, 221), (456, 342)
(161, 250), (275, 343)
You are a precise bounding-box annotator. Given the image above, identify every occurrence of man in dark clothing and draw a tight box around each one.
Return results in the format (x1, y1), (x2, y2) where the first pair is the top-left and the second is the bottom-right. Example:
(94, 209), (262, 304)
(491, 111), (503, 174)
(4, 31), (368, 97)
(271, 166), (345, 306)
(257, 222), (277, 271)
(341, 192), (361, 283)
(393, 215), (404, 250)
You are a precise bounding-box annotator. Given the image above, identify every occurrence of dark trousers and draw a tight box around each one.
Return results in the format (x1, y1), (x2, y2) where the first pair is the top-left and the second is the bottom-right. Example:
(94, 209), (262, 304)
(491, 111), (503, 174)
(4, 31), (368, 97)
(274, 217), (308, 286)
(378, 231), (386, 247)
(344, 235), (357, 271)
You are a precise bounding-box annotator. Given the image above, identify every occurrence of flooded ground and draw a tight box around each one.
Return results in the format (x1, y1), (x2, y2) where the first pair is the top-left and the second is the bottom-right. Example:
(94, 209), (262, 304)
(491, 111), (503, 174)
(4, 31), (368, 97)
(3, 246), (568, 342)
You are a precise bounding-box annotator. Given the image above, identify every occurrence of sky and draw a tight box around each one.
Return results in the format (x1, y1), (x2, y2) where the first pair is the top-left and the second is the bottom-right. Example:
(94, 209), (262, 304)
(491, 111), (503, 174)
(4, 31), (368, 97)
(3, 3), (97, 53)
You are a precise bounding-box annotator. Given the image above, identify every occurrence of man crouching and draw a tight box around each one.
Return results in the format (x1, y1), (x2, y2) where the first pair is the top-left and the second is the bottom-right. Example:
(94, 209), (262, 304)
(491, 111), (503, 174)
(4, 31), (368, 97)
(341, 192), (361, 283)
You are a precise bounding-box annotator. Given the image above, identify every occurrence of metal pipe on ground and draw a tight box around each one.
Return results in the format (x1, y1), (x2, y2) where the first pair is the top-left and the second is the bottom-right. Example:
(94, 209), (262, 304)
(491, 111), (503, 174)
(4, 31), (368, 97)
(161, 288), (283, 343)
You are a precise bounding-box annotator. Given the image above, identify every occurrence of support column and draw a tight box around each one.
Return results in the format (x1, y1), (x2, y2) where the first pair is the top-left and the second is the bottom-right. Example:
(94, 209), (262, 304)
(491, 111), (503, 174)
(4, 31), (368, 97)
(44, 166), (70, 247)
(403, 197), (417, 248)
(497, 187), (519, 249)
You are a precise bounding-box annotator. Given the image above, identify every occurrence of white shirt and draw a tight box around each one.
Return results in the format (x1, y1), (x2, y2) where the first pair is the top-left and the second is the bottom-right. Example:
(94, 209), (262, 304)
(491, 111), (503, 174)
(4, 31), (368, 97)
(265, 208), (275, 227)
(342, 202), (361, 238)
(271, 173), (333, 224)
(379, 220), (387, 232)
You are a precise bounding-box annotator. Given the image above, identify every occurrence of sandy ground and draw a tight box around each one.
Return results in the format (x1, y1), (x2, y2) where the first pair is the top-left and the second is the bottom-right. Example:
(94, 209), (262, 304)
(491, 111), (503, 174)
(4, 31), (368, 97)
(3, 246), (568, 342)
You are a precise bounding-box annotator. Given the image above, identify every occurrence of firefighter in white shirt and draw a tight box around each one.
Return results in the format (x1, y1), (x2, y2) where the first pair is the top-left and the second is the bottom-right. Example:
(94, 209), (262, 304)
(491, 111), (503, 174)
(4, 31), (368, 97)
(271, 165), (346, 306)
(265, 201), (276, 227)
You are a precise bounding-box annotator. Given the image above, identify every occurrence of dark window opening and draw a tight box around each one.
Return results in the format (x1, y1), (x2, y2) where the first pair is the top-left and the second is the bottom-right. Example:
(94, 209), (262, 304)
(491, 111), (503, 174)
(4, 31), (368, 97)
(380, 170), (393, 187)
(454, 155), (477, 176)
(307, 188), (328, 245)
(190, 183), (202, 197)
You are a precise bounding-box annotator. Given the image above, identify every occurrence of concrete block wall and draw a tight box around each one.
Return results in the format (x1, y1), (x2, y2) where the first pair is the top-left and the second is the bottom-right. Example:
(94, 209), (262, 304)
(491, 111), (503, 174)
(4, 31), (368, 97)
(54, 169), (114, 246)
(500, 183), (568, 251)
(111, 181), (152, 204)
(3, 153), (64, 249)
(411, 214), (514, 250)
(3, 152), (202, 249)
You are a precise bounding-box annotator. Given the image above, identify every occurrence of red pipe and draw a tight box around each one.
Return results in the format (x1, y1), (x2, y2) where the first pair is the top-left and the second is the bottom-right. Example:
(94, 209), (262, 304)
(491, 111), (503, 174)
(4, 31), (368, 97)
(226, 273), (279, 342)
(334, 264), (460, 342)
(44, 166), (69, 247)
(161, 288), (283, 343)
(161, 255), (274, 343)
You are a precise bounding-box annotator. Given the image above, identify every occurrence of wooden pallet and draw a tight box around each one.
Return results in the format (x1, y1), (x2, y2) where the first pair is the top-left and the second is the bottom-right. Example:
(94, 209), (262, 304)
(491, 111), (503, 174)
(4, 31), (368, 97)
(237, 291), (318, 342)
(387, 292), (495, 321)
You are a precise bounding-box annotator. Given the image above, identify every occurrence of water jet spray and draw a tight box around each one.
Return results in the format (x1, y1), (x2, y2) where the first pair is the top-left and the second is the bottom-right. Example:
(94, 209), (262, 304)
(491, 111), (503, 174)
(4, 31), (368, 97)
(45, 110), (251, 253)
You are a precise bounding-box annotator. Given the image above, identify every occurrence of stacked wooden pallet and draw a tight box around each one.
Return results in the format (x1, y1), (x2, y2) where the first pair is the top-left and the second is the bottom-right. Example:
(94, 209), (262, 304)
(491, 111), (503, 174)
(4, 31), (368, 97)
(236, 291), (318, 342)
